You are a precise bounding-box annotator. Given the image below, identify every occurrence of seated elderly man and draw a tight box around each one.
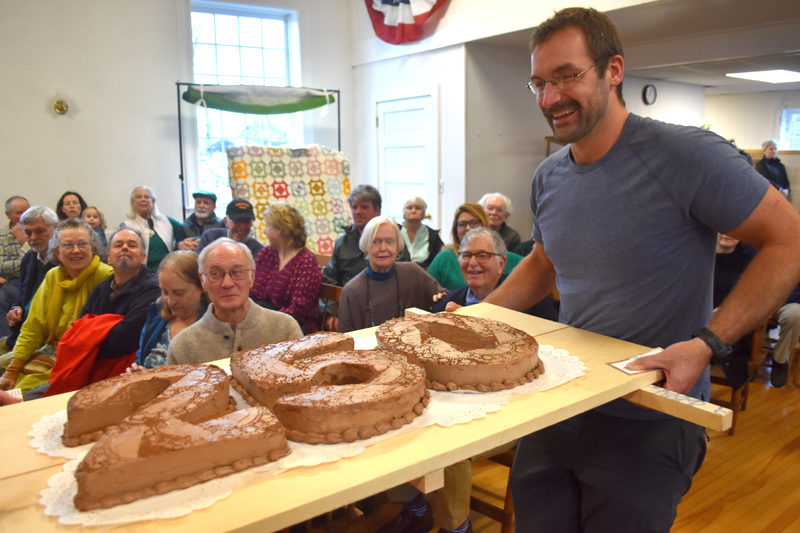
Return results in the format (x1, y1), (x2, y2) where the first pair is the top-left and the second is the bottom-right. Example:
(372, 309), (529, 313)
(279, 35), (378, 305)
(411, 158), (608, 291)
(433, 227), (557, 321)
(478, 192), (521, 251)
(168, 238), (302, 365)
(4, 206), (58, 351)
(29, 228), (161, 398)
(0, 218), (112, 394)
(179, 190), (226, 251)
(196, 198), (263, 258)
(0, 196), (31, 338)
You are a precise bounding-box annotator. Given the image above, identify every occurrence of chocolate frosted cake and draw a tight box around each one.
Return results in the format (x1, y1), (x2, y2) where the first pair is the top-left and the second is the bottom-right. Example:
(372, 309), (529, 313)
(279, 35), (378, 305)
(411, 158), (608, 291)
(376, 313), (543, 391)
(231, 333), (429, 444)
(65, 365), (290, 511)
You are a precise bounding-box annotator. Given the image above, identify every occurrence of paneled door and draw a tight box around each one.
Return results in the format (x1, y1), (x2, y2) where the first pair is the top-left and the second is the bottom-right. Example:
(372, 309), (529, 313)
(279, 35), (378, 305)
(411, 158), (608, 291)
(375, 91), (440, 228)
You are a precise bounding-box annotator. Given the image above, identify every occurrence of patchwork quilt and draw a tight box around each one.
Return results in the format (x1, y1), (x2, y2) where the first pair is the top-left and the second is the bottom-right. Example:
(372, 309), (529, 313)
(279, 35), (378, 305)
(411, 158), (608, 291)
(226, 145), (352, 254)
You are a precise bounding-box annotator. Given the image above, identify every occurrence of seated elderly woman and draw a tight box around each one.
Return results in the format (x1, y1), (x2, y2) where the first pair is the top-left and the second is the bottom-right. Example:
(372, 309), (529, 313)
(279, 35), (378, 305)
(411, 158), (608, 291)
(122, 186), (186, 273)
(136, 251), (208, 369)
(427, 203), (524, 291)
(251, 203), (321, 334)
(0, 218), (112, 393)
(433, 227), (558, 320)
(337, 216), (444, 333)
(401, 196), (443, 270)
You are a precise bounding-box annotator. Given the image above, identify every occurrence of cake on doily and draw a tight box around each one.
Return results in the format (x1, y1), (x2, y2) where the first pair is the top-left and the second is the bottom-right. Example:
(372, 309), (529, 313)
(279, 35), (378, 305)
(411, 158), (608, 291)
(65, 365), (290, 511)
(231, 333), (429, 444)
(376, 313), (543, 391)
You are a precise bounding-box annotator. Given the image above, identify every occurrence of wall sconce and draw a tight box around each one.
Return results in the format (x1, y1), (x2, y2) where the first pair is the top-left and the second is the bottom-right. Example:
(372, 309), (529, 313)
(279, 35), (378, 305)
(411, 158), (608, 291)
(54, 99), (69, 115)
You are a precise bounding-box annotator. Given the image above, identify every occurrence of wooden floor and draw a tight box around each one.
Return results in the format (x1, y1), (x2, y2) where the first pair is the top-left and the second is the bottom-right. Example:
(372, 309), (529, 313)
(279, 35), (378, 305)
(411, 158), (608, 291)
(301, 366), (800, 533)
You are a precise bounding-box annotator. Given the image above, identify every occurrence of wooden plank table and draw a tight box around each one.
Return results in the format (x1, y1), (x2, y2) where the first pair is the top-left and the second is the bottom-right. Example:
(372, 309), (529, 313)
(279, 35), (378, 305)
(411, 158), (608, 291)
(0, 303), (675, 531)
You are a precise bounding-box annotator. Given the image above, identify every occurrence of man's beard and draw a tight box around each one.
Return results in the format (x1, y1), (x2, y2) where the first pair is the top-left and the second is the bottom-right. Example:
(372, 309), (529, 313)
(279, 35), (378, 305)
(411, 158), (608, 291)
(195, 208), (210, 218)
(113, 255), (139, 275)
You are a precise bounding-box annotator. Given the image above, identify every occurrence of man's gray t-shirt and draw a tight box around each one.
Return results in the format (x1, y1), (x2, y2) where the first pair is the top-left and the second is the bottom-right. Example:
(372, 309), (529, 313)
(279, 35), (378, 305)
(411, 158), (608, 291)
(531, 114), (769, 415)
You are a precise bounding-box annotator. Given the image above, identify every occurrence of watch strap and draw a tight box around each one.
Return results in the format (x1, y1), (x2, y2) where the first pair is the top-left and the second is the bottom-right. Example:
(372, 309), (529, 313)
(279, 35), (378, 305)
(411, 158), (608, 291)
(692, 327), (732, 362)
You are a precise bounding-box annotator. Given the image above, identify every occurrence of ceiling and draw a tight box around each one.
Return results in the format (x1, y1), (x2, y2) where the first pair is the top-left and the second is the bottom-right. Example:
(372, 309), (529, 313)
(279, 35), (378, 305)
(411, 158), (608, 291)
(474, 0), (800, 95)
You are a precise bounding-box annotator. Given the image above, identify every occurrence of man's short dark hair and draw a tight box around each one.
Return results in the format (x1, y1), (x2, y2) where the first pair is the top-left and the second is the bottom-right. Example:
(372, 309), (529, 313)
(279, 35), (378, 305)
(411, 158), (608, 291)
(347, 184), (381, 209)
(530, 7), (625, 104)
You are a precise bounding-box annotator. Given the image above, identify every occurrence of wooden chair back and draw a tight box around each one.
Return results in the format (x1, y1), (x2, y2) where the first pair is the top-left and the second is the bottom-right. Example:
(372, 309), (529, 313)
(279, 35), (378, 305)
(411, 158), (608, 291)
(319, 283), (343, 331)
(315, 253), (331, 269)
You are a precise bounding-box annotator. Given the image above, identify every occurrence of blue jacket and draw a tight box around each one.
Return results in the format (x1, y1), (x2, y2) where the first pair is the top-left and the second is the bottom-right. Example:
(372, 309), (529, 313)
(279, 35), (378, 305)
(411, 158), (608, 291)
(136, 300), (208, 365)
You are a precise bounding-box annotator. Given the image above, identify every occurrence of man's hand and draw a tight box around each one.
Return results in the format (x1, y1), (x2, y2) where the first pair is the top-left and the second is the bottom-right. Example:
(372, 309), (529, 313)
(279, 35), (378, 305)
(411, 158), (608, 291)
(0, 377), (14, 391)
(9, 222), (25, 246)
(432, 291), (447, 303)
(0, 390), (21, 405)
(325, 315), (338, 331)
(7, 306), (22, 327)
(626, 338), (712, 394)
(178, 238), (199, 251)
(125, 362), (143, 374)
(444, 302), (462, 312)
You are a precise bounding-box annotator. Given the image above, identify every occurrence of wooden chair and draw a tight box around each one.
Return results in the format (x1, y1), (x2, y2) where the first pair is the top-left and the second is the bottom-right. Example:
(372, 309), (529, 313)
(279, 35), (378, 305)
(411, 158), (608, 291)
(470, 445), (516, 533)
(709, 318), (769, 435)
(319, 283), (342, 331)
(314, 253), (331, 269)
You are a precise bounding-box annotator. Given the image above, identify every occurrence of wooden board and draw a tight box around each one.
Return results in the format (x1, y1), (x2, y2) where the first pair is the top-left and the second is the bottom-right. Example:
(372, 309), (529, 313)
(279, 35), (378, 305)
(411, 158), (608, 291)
(0, 303), (669, 531)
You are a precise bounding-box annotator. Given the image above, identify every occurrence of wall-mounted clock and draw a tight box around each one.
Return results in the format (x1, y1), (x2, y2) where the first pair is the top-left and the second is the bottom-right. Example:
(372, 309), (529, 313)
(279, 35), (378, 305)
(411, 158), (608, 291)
(642, 84), (657, 105)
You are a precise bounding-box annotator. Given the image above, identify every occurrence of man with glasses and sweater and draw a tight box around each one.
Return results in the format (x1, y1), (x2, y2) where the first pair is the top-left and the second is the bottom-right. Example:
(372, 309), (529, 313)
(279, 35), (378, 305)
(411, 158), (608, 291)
(167, 238), (301, 365)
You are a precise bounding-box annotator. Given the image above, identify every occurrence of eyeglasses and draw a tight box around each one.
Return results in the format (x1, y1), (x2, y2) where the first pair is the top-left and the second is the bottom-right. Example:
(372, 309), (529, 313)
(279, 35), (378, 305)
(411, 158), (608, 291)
(526, 58), (607, 96)
(203, 267), (252, 282)
(458, 251), (501, 262)
(59, 241), (90, 251)
(456, 219), (482, 230)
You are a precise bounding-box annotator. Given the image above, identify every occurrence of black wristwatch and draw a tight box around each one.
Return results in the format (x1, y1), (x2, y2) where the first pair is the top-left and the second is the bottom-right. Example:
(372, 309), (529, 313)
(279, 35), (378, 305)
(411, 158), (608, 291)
(692, 327), (732, 363)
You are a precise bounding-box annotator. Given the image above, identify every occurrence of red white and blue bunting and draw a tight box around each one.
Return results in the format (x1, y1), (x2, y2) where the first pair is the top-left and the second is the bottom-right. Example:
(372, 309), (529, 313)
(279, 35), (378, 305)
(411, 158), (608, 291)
(365, 0), (449, 45)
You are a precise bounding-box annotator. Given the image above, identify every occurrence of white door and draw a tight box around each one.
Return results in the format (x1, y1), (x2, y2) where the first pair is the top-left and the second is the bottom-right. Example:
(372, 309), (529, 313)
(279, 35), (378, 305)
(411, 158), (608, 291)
(375, 92), (440, 228)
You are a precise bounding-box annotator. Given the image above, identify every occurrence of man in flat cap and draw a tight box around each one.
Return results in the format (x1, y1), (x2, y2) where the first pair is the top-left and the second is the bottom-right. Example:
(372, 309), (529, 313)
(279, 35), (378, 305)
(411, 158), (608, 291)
(179, 190), (226, 251)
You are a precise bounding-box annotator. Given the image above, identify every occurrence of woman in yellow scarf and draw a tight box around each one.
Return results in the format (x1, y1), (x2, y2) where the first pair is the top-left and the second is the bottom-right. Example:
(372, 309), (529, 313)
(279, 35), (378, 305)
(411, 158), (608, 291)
(0, 218), (112, 393)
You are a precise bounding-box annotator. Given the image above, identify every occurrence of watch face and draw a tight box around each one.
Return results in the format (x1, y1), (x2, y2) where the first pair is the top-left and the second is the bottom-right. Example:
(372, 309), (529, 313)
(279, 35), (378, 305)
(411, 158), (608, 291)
(643, 84), (657, 105)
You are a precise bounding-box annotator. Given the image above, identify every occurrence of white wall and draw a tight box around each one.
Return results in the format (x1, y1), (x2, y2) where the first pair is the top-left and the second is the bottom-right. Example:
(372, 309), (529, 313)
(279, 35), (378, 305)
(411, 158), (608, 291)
(349, 0), (646, 67)
(0, 0), (191, 227)
(705, 91), (800, 149)
(624, 76), (705, 127)
(353, 45), (466, 232)
(464, 43), (549, 241)
(706, 91), (800, 210)
(0, 0), (353, 230)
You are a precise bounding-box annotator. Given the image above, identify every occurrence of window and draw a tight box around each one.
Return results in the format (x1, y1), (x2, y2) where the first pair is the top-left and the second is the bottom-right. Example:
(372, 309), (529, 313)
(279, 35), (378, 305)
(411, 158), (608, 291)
(190, 1), (301, 207)
(779, 108), (800, 150)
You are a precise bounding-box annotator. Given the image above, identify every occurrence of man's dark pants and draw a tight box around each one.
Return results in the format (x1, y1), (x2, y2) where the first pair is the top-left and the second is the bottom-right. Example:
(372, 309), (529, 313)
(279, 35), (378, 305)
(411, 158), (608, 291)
(510, 408), (706, 533)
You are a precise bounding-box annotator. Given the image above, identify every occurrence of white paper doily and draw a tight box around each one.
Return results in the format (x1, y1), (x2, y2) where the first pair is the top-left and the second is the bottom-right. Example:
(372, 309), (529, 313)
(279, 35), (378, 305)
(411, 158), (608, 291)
(33, 345), (585, 526)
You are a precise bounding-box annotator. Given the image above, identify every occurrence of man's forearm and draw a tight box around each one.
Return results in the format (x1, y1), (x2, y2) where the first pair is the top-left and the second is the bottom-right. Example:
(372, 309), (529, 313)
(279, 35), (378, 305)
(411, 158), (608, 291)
(485, 244), (556, 311)
(710, 240), (800, 344)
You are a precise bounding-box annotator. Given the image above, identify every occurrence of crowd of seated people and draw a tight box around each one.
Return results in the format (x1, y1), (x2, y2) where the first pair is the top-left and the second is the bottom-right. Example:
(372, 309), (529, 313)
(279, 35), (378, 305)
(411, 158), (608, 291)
(0, 185), (550, 409)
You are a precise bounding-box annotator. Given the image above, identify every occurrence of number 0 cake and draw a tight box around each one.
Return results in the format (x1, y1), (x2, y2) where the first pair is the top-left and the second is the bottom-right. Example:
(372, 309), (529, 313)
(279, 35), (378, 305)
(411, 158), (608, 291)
(376, 313), (543, 391)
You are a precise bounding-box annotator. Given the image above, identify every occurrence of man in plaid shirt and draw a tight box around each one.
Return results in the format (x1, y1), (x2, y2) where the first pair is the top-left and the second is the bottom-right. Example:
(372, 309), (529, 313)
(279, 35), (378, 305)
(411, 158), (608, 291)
(0, 196), (30, 337)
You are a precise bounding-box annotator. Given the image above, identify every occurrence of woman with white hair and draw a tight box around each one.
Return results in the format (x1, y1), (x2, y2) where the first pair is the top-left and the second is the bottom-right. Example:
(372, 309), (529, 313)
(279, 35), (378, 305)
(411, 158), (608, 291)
(401, 196), (443, 269)
(754, 139), (791, 200)
(122, 186), (186, 273)
(337, 216), (444, 333)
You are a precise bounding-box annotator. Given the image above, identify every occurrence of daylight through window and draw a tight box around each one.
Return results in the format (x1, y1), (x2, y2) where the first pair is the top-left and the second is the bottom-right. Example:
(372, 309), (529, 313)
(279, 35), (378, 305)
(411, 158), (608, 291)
(190, 1), (301, 206)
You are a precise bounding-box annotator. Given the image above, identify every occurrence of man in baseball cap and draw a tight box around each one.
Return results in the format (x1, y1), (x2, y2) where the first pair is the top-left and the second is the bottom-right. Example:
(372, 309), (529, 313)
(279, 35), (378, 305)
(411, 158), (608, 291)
(196, 198), (262, 258)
